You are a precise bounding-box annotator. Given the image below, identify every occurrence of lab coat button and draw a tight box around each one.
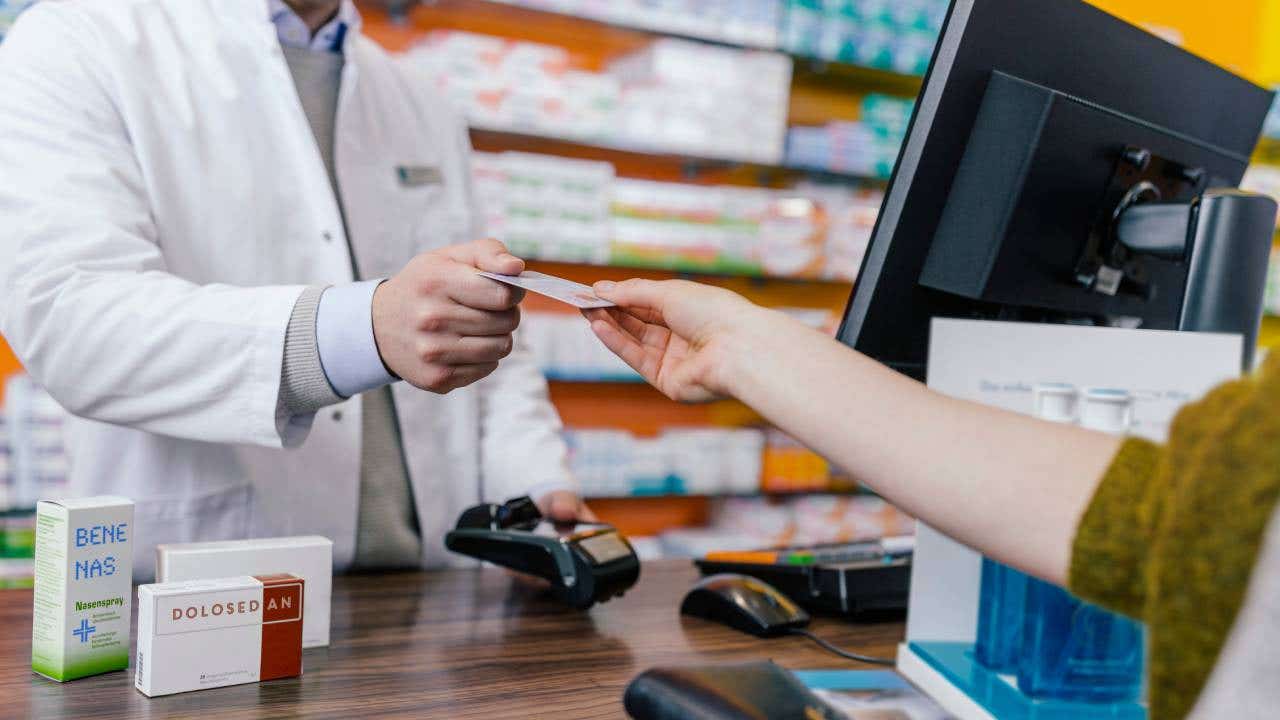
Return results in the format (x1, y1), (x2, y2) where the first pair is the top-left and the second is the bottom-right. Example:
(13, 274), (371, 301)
(322, 231), (333, 242)
(332, 410), (343, 422)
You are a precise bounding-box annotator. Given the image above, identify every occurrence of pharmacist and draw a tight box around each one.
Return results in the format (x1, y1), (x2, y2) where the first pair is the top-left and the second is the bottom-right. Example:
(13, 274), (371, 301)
(0, 0), (591, 579)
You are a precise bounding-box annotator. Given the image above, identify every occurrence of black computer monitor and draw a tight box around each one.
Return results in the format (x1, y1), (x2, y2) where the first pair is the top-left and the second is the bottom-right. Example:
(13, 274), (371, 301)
(837, 0), (1275, 378)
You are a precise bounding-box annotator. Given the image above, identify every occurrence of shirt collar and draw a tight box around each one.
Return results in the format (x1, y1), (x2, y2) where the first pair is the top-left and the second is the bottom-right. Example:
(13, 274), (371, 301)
(268, 0), (360, 54)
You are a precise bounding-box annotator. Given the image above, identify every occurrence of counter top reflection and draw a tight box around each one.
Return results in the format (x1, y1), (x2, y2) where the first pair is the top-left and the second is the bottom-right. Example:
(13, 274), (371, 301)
(0, 560), (904, 719)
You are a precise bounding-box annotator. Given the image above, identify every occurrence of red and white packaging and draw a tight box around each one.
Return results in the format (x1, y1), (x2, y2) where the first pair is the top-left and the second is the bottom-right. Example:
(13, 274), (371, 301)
(134, 574), (303, 697)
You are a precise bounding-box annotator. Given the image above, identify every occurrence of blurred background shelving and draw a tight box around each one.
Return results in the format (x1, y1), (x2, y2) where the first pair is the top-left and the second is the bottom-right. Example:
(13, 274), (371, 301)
(5, 0), (1280, 576)
(356, 0), (916, 545)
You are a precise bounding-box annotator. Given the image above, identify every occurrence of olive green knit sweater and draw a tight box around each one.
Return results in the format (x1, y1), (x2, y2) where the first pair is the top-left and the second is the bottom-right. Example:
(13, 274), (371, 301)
(1069, 351), (1280, 719)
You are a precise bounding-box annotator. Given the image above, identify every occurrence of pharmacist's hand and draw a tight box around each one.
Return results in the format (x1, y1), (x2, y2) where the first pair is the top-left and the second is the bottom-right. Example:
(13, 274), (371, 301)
(373, 239), (525, 394)
(537, 490), (598, 524)
(584, 279), (760, 403)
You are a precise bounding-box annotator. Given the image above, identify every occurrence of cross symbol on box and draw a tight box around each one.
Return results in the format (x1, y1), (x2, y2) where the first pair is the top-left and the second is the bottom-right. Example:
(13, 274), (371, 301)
(72, 619), (96, 643)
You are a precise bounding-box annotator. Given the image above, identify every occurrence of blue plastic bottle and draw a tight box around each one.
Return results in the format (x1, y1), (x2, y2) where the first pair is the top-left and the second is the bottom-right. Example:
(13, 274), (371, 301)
(1017, 577), (1144, 702)
(1015, 386), (1145, 702)
(973, 383), (1074, 673)
(974, 558), (1028, 671)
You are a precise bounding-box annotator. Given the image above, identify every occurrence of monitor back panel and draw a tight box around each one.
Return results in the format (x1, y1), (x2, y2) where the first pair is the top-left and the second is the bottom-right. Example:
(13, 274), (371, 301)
(838, 0), (1271, 378)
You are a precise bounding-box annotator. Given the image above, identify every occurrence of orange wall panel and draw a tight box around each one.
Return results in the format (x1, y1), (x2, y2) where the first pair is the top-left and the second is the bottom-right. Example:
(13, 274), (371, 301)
(0, 336), (19, 404)
(1086, 0), (1266, 82)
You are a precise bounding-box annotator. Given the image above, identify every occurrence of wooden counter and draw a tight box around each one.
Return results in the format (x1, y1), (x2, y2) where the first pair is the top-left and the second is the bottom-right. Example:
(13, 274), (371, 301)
(0, 560), (904, 719)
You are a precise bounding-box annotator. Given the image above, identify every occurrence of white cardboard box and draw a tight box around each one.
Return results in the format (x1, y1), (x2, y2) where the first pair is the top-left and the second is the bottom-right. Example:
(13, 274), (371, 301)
(135, 575), (304, 697)
(155, 536), (332, 648)
(31, 496), (134, 681)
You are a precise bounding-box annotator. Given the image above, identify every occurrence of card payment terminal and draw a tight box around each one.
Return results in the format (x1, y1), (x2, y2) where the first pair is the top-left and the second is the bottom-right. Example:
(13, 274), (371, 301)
(445, 496), (641, 610)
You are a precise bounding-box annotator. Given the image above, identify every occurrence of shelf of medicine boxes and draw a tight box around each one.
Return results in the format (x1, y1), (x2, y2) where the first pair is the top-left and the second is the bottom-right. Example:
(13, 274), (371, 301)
(358, 1), (920, 133)
(362, 3), (897, 282)
(467, 124), (892, 189)
(372, 0), (926, 101)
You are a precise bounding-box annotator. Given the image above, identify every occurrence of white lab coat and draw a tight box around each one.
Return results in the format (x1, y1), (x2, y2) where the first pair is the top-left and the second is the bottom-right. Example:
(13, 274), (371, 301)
(0, 0), (573, 579)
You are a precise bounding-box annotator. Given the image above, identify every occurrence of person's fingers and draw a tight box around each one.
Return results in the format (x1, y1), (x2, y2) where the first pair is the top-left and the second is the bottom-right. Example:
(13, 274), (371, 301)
(610, 308), (672, 350)
(594, 308), (670, 356)
(431, 335), (515, 364)
(542, 492), (580, 522)
(590, 306), (628, 337)
(593, 279), (667, 317)
(607, 307), (651, 339)
(435, 361), (501, 392)
(425, 305), (520, 337)
(589, 317), (653, 379)
(585, 299), (661, 329)
(588, 317), (650, 368)
(440, 238), (525, 275)
(536, 491), (597, 524)
(448, 270), (526, 310)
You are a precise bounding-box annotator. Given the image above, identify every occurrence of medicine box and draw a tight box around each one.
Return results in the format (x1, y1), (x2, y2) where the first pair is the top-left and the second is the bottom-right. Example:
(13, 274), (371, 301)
(135, 574), (304, 697)
(31, 496), (133, 681)
(155, 535), (332, 647)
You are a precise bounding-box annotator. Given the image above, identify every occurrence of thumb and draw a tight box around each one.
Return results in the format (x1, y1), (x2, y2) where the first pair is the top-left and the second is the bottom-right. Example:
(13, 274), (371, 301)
(442, 238), (525, 275)
(540, 491), (581, 522)
(592, 279), (667, 316)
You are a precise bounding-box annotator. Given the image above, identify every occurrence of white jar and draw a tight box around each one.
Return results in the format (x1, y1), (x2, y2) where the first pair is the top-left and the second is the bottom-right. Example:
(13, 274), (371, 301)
(1034, 382), (1078, 424)
(1079, 388), (1134, 434)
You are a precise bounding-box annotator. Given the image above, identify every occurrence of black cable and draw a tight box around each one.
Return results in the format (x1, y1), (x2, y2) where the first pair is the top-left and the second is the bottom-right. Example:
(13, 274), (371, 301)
(787, 628), (896, 666)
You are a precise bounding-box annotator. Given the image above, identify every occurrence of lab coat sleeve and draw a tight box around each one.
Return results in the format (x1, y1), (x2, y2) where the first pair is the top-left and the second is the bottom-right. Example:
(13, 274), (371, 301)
(0, 5), (309, 449)
(476, 336), (577, 502)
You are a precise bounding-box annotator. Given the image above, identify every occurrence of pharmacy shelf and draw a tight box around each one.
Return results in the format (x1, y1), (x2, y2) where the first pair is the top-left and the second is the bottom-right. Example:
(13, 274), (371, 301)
(524, 260), (854, 319)
(547, 380), (765, 434)
(521, 251), (859, 287)
(496, 209), (869, 287)
(459, 0), (782, 51)
(384, 0), (927, 97)
(543, 371), (645, 384)
(469, 125), (888, 186)
(791, 55), (926, 99)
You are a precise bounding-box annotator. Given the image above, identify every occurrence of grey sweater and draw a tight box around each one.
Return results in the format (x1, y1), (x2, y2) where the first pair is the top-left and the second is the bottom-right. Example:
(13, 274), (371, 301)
(278, 45), (422, 570)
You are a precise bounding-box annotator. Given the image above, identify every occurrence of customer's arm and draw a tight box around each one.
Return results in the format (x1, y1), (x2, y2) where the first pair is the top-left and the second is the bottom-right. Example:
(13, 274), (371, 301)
(591, 278), (1280, 719)
(586, 279), (1120, 585)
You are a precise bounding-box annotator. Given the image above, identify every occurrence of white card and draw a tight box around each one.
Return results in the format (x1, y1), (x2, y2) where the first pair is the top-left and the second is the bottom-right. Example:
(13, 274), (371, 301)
(477, 270), (616, 309)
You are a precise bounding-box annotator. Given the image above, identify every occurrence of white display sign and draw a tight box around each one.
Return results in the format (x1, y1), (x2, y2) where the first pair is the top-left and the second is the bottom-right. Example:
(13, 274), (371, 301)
(900, 319), (1243, 719)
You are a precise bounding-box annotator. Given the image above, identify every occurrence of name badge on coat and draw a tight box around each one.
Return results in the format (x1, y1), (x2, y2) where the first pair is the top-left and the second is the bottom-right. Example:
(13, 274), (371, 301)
(396, 165), (443, 187)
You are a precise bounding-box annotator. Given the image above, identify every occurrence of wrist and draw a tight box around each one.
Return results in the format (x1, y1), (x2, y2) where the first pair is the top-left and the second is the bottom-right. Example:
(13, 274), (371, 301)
(713, 305), (789, 397)
(368, 280), (399, 380)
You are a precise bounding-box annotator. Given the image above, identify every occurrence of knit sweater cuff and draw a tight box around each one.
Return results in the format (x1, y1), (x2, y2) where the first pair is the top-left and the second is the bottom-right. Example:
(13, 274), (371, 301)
(1069, 437), (1164, 619)
(280, 285), (343, 415)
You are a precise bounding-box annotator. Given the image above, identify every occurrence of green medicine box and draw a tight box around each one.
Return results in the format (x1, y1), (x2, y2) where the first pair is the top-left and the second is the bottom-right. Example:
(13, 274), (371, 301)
(31, 496), (133, 682)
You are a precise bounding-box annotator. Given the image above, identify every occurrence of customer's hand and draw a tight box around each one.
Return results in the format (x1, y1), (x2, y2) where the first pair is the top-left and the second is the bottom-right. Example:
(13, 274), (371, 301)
(584, 279), (767, 402)
(373, 239), (525, 394)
